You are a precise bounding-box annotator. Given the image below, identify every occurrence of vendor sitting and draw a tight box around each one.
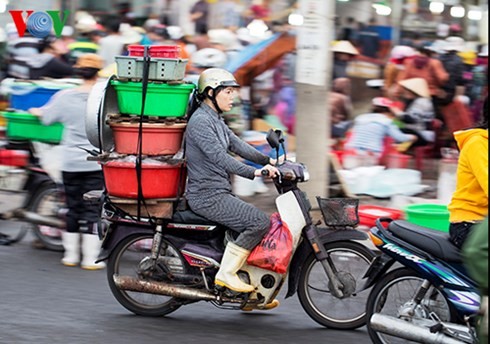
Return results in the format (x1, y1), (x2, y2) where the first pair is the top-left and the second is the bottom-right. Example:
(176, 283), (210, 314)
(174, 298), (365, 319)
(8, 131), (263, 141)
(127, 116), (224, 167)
(390, 78), (437, 148)
(344, 97), (417, 161)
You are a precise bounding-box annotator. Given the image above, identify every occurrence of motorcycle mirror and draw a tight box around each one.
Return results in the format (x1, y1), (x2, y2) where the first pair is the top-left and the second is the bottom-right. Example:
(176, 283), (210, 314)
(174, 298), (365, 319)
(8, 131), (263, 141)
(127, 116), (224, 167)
(266, 129), (281, 149)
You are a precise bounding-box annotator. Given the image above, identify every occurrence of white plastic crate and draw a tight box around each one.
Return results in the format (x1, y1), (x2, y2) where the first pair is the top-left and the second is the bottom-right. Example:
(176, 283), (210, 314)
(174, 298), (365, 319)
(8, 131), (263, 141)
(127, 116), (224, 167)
(115, 56), (188, 81)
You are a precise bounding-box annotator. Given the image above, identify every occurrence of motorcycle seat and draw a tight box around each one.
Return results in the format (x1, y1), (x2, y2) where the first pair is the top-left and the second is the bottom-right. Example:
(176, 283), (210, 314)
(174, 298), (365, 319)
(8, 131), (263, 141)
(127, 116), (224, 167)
(172, 209), (220, 226)
(388, 220), (461, 263)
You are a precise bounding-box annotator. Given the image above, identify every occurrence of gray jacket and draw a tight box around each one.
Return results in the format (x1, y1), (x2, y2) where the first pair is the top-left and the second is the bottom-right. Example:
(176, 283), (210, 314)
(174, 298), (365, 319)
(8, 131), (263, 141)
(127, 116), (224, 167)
(185, 103), (269, 200)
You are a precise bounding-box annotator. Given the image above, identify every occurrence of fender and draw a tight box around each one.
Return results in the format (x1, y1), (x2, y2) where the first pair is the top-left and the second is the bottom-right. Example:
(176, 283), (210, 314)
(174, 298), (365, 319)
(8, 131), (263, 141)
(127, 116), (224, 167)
(359, 253), (395, 291)
(97, 222), (154, 262)
(286, 228), (370, 298)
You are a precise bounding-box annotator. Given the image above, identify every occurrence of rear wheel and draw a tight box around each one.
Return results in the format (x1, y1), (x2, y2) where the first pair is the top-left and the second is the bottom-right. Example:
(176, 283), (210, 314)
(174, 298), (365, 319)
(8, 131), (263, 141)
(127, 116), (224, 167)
(28, 184), (64, 251)
(107, 233), (186, 316)
(298, 241), (376, 329)
(0, 222), (29, 244)
(366, 268), (455, 344)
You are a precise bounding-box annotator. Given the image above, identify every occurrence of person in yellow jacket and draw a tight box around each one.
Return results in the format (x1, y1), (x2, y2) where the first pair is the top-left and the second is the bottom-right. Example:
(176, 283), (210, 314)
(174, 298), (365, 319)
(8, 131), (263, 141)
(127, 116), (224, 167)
(448, 96), (488, 248)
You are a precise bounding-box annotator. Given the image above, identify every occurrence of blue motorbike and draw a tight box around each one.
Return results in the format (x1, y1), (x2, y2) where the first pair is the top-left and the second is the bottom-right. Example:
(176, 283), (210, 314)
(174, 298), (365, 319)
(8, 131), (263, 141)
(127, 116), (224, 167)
(361, 218), (480, 344)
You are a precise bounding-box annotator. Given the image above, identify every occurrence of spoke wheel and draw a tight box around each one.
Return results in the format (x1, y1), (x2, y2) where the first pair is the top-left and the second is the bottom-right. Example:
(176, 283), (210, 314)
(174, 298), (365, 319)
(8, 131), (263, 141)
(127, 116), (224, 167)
(366, 268), (455, 344)
(298, 241), (376, 329)
(107, 233), (186, 316)
(29, 184), (64, 251)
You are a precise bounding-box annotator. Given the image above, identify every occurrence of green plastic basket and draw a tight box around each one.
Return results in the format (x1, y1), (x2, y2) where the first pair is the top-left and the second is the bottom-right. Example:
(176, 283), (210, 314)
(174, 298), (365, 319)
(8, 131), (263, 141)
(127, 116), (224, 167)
(111, 80), (195, 117)
(2, 111), (64, 144)
(404, 203), (450, 232)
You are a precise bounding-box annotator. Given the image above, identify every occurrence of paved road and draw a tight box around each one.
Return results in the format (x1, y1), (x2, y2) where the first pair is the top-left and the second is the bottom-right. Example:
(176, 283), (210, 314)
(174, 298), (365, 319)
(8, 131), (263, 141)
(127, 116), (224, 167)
(0, 222), (372, 344)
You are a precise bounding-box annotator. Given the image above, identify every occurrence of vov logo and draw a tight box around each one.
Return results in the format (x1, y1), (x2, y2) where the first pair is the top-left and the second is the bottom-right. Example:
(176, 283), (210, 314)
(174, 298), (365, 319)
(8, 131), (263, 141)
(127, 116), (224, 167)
(9, 10), (70, 38)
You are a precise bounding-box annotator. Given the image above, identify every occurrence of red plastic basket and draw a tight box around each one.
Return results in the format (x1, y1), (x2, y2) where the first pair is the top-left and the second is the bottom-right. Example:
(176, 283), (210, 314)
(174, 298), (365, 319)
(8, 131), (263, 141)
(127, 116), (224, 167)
(127, 45), (180, 58)
(110, 123), (186, 156)
(150, 45), (180, 58)
(0, 149), (29, 167)
(358, 205), (404, 228)
(102, 161), (185, 199)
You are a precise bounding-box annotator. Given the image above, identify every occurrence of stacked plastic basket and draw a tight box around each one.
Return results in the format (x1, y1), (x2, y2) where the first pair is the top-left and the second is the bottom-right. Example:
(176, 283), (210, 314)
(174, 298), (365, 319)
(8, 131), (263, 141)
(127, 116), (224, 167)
(100, 45), (195, 218)
(0, 80), (76, 144)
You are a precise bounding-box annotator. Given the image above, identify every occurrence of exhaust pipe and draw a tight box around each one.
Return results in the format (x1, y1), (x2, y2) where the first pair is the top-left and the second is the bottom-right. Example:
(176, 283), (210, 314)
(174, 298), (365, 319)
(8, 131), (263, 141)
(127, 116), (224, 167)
(12, 209), (65, 228)
(370, 313), (469, 344)
(114, 275), (218, 301)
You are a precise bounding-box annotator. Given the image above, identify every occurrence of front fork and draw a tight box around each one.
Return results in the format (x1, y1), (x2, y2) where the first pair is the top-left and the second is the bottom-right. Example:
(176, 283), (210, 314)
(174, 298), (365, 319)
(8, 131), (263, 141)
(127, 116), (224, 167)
(304, 224), (345, 298)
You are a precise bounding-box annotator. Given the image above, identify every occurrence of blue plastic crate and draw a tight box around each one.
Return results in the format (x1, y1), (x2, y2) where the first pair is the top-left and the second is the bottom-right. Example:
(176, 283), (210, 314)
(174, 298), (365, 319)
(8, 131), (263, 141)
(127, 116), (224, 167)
(9, 86), (61, 110)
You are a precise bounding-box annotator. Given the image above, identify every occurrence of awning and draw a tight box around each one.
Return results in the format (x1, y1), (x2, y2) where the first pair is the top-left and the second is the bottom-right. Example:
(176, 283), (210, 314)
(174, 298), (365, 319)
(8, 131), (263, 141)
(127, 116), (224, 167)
(226, 32), (296, 86)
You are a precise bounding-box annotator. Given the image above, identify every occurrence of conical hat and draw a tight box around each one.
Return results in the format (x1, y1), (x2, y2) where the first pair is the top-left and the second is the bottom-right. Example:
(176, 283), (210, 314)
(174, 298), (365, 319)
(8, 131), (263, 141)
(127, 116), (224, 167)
(332, 40), (359, 55)
(399, 78), (430, 98)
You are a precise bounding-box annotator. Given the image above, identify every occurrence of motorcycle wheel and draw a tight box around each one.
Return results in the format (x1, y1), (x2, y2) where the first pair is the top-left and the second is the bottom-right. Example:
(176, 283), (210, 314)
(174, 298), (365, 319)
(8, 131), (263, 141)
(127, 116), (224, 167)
(366, 267), (456, 344)
(28, 184), (64, 251)
(298, 241), (376, 330)
(107, 233), (186, 317)
(0, 220), (29, 244)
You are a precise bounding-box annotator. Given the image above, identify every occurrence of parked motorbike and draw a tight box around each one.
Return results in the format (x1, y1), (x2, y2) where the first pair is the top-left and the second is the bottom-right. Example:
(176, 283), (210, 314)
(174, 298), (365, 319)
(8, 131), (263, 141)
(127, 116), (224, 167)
(97, 129), (376, 329)
(0, 140), (64, 251)
(361, 217), (480, 344)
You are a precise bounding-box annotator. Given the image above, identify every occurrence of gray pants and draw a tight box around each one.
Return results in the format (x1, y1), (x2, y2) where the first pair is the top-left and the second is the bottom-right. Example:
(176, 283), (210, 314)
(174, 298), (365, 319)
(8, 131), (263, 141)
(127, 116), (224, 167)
(188, 193), (270, 250)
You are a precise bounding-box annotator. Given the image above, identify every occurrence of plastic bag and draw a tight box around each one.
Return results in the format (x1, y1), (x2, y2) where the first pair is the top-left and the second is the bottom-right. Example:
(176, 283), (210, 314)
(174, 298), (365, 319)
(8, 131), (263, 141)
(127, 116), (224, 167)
(246, 212), (293, 274)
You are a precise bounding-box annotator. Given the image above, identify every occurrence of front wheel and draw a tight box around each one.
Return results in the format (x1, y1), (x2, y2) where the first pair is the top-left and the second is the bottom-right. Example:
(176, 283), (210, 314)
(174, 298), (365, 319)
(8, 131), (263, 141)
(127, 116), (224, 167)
(298, 241), (376, 330)
(28, 184), (64, 251)
(366, 268), (455, 344)
(107, 233), (186, 317)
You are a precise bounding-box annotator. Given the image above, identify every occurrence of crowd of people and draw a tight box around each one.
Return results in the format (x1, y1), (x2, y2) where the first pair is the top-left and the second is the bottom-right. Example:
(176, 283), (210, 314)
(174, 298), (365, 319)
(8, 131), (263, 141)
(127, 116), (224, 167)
(330, 34), (487, 163)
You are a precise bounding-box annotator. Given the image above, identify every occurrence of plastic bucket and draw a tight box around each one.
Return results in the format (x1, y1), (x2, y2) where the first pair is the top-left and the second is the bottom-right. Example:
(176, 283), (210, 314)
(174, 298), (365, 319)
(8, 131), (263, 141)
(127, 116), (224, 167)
(358, 205), (404, 228)
(10, 87), (61, 110)
(128, 45), (180, 58)
(102, 160), (186, 199)
(404, 203), (450, 232)
(2, 111), (63, 143)
(111, 80), (195, 117)
(110, 122), (186, 156)
(0, 149), (29, 167)
(150, 45), (180, 58)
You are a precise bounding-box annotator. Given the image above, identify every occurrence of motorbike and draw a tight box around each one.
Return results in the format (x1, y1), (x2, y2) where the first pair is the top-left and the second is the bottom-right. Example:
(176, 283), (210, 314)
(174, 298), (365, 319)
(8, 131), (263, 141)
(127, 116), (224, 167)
(96, 129), (376, 329)
(0, 140), (65, 250)
(361, 217), (480, 344)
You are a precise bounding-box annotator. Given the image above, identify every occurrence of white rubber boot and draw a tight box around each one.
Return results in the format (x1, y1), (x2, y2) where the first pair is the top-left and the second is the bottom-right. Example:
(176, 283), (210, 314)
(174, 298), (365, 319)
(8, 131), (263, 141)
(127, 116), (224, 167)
(215, 242), (254, 293)
(61, 232), (80, 267)
(81, 234), (106, 270)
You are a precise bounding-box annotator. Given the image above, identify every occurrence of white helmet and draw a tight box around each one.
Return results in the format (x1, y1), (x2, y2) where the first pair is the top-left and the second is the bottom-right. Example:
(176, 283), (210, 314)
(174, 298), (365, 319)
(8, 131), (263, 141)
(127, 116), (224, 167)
(191, 48), (227, 69)
(166, 26), (184, 40)
(197, 68), (239, 95)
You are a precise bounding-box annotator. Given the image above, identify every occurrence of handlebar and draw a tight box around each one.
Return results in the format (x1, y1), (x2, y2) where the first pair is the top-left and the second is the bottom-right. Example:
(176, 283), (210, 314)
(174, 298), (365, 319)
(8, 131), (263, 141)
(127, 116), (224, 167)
(259, 161), (309, 183)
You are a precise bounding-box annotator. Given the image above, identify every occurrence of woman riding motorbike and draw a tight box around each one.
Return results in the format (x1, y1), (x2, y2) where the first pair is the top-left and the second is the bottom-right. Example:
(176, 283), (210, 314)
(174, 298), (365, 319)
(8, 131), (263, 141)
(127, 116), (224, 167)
(184, 68), (279, 299)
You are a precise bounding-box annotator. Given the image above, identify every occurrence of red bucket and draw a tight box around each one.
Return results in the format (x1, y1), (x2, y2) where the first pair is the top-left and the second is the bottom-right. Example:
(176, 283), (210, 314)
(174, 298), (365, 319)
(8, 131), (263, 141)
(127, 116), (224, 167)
(102, 161), (185, 199)
(0, 149), (29, 167)
(110, 123), (186, 156)
(358, 205), (404, 228)
(150, 45), (180, 58)
(128, 45), (180, 58)
(127, 45), (146, 57)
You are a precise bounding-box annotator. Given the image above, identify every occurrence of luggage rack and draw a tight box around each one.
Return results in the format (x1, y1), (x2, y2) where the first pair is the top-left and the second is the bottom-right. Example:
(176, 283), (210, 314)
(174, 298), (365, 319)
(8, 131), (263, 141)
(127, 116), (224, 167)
(84, 190), (177, 221)
(105, 113), (188, 125)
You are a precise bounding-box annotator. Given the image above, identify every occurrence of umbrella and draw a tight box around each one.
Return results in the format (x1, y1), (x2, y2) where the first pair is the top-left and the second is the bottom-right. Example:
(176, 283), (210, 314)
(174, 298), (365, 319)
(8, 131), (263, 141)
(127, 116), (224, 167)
(226, 32), (296, 86)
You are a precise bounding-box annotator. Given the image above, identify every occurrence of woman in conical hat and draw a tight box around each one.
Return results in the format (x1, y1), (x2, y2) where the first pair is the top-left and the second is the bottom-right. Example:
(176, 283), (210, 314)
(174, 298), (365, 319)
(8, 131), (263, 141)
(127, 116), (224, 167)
(332, 40), (359, 80)
(390, 77), (436, 146)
